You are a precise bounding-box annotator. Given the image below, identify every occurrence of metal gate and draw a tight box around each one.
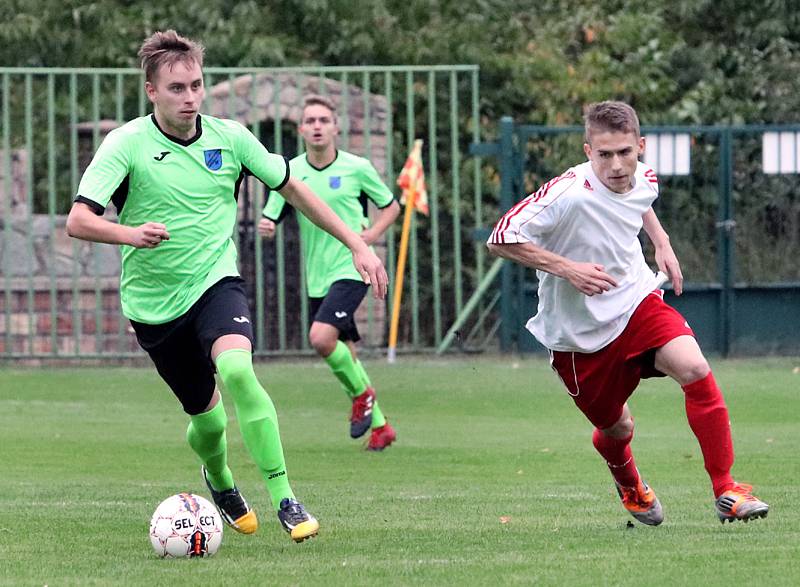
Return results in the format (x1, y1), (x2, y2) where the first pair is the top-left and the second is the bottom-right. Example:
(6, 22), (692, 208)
(461, 117), (800, 356)
(0, 65), (485, 359)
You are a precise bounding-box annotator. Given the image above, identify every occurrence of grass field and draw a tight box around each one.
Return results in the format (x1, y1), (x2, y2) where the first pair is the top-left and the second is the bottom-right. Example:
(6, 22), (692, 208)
(1, 356), (798, 586)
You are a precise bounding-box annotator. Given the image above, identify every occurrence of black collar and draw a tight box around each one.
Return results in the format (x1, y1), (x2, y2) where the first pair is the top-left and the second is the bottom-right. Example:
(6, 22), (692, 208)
(306, 149), (339, 172)
(150, 113), (203, 146)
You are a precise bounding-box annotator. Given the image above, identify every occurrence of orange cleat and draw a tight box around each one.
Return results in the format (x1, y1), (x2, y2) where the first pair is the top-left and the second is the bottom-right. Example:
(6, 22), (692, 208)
(715, 483), (769, 523)
(615, 477), (664, 526)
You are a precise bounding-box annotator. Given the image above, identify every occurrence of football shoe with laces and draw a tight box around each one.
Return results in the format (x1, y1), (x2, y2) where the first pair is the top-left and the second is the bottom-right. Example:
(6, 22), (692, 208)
(350, 387), (375, 438)
(614, 477), (664, 526)
(715, 483), (769, 523)
(201, 466), (258, 534)
(278, 498), (319, 542)
(367, 422), (396, 451)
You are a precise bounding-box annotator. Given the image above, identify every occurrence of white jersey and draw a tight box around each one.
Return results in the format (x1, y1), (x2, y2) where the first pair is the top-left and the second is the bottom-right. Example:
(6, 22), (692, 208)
(489, 161), (661, 352)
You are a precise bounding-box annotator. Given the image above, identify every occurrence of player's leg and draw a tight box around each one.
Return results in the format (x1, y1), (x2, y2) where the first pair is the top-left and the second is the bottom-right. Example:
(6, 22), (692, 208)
(186, 389), (235, 496)
(595, 404), (640, 488)
(212, 337), (317, 540)
(309, 320), (364, 399)
(345, 341), (384, 426)
(655, 335), (768, 522)
(309, 280), (395, 447)
(131, 317), (257, 535)
(199, 278), (318, 541)
(596, 405), (663, 526)
(550, 348), (660, 525)
(654, 335), (733, 493)
(347, 341), (396, 451)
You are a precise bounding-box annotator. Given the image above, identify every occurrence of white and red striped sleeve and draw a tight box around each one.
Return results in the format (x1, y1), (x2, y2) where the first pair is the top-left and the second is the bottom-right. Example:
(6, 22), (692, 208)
(488, 170), (576, 245)
(642, 165), (659, 195)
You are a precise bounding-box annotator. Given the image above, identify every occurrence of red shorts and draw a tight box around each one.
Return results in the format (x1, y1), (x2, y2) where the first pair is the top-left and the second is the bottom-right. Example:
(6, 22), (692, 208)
(549, 290), (694, 429)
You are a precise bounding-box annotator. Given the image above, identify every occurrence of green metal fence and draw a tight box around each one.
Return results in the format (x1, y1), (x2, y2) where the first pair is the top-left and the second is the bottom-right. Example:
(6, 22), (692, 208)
(463, 117), (800, 356)
(0, 65), (488, 360)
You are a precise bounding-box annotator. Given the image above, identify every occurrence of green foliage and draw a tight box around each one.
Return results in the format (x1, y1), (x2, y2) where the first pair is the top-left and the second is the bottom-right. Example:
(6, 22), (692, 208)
(2, 1), (798, 345)
(4, 1), (800, 124)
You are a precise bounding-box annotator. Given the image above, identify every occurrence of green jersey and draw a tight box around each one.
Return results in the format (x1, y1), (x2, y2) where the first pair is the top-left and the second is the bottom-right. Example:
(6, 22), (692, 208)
(262, 150), (394, 297)
(76, 114), (289, 324)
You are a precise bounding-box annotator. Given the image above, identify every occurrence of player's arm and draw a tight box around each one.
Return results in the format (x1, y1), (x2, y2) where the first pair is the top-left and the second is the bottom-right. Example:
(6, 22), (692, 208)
(487, 241), (617, 296)
(642, 207), (683, 295)
(66, 129), (169, 249)
(360, 199), (400, 245)
(66, 202), (169, 249)
(357, 160), (401, 245)
(278, 177), (388, 298)
(258, 189), (289, 239)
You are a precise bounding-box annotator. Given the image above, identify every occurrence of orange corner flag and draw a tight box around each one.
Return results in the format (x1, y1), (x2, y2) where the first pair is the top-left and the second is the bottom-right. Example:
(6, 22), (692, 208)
(397, 139), (429, 216)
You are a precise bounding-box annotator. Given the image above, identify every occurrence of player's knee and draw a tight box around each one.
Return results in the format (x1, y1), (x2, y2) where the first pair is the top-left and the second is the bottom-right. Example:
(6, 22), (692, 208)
(216, 351), (257, 391)
(602, 412), (634, 438)
(222, 365), (255, 391)
(677, 359), (711, 386)
(308, 328), (336, 356)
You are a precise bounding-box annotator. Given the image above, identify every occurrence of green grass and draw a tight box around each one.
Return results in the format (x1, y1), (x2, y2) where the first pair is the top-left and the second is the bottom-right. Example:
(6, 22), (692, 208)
(1, 356), (798, 586)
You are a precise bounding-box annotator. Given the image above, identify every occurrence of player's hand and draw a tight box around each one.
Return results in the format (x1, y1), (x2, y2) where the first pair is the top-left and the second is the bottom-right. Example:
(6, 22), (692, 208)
(563, 262), (618, 296)
(655, 244), (683, 295)
(352, 247), (389, 299)
(258, 218), (277, 239)
(130, 222), (169, 249)
(359, 227), (379, 245)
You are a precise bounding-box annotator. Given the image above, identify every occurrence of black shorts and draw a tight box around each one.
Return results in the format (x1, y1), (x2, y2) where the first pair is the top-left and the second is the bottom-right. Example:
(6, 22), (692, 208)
(129, 277), (254, 415)
(309, 279), (369, 343)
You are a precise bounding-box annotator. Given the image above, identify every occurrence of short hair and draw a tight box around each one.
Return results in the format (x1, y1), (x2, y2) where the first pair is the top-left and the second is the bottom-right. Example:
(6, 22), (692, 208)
(584, 101), (640, 143)
(137, 30), (204, 83)
(302, 94), (337, 116)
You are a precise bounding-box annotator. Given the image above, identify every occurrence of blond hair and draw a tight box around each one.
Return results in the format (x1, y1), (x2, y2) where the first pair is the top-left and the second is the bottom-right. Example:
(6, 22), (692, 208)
(137, 30), (204, 83)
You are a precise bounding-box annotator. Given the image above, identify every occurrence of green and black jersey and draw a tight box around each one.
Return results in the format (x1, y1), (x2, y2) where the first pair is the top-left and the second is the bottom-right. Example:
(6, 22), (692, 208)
(76, 114), (288, 324)
(262, 150), (394, 297)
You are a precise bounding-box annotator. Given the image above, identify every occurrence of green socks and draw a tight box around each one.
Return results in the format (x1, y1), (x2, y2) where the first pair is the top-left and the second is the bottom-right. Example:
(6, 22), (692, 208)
(324, 341), (387, 429)
(186, 399), (235, 491)
(324, 340), (367, 398)
(215, 348), (294, 510)
(354, 358), (372, 388)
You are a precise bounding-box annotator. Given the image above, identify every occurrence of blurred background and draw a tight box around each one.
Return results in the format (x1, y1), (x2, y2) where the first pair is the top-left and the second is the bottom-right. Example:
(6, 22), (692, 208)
(1, 0), (798, 358)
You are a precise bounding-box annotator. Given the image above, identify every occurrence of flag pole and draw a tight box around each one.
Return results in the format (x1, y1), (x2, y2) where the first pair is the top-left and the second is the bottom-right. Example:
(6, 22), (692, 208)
(388, 139), (426, 363)
(387, 185), (416, 363)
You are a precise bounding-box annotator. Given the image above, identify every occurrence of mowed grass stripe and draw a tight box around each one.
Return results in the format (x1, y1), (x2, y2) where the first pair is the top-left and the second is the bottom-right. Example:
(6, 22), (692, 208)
(0, 357), (797, 586)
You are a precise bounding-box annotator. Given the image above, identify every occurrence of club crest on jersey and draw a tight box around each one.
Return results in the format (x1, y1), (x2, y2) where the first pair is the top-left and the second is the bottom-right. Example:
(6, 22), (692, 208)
(329, 176), (341, 189)
(204, 149), (222, 171)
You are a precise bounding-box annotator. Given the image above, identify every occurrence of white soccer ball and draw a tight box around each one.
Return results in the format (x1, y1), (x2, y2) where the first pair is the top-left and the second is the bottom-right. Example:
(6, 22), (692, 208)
(149, 493), (223, 558)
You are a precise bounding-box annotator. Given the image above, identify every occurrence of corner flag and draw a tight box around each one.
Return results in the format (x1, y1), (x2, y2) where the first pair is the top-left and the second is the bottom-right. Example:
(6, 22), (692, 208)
(388, 139), (427, 362)
(397, 139), (429, 216)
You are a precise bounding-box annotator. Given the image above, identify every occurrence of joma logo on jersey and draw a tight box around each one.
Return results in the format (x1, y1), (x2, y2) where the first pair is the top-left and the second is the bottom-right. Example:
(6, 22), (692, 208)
(204, 149), (222, 171)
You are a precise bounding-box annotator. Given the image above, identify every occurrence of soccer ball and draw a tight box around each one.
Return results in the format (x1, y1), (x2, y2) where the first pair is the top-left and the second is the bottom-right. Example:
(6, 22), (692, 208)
(149, 493), (223, 558)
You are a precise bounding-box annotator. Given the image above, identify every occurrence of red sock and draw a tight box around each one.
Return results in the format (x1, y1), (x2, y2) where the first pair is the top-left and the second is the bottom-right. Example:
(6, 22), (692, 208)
(592, 428), (640, 488)
(682, 372), (735, 497)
